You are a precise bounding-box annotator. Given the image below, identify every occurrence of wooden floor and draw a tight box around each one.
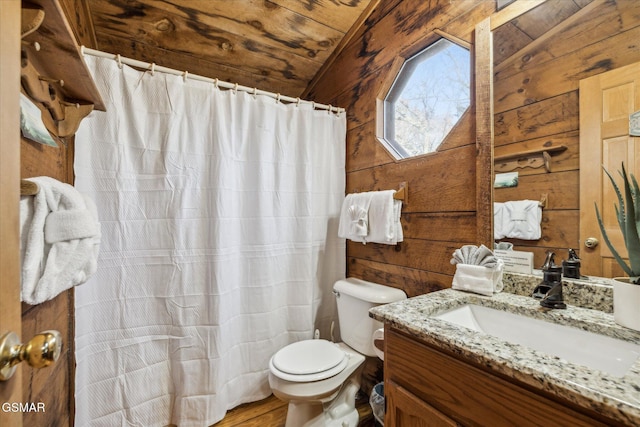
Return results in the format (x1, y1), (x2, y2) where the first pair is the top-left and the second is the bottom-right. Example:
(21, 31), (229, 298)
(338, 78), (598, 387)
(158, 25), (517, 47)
(212, 393), (375, 427)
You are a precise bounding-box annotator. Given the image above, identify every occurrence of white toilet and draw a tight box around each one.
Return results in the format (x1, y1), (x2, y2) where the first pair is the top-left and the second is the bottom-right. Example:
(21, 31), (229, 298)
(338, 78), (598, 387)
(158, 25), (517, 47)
(268, 277), (407, 427)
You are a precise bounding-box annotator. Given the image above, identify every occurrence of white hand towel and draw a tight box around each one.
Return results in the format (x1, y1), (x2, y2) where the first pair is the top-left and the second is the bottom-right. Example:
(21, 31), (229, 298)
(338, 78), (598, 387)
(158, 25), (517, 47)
(503, 200), (542, 240)
(20, 176), (101, 305)
(452, 260), (504, 296)
(393, 198), (403, 243)
(338, 192), (373, 243)
(364, 190), (401, 245)
(493, 202), (506, 239)
(338, 190), (402, 245)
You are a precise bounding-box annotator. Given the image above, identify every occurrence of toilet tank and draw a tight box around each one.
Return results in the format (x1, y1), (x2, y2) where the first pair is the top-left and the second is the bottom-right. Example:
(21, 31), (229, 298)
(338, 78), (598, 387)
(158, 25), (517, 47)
(334, 278), (407, 357)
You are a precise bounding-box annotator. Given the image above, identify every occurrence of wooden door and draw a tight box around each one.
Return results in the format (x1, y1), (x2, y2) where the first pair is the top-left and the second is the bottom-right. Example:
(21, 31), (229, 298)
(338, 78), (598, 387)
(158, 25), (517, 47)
(0, 1), (24, 426)
(580, 62), (640, 278)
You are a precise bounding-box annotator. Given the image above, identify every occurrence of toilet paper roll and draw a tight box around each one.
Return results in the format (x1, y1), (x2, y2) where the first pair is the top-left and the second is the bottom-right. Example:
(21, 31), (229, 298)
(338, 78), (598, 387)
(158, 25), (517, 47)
(372, 328), (385, 360)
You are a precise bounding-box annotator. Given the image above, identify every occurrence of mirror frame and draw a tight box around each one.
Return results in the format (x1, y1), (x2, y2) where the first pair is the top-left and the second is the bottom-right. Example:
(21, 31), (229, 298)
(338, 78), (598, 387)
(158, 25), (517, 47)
(474, 0), (550, 249)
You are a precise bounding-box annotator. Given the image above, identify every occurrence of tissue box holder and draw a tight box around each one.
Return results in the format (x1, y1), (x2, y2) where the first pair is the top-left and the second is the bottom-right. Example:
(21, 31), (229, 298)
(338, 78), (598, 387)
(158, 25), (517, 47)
(452, 261), (504, 297)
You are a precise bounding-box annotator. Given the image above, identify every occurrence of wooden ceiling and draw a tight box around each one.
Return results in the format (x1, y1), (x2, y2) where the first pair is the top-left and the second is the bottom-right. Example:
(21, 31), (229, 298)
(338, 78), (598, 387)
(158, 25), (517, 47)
(69, 0), (376, 99)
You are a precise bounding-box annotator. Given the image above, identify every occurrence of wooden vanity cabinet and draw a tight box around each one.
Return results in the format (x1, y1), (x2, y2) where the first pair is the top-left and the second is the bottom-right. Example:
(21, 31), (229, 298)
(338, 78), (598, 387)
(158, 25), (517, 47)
(384, 326), (619, 427)
(386, 380), (460, 427)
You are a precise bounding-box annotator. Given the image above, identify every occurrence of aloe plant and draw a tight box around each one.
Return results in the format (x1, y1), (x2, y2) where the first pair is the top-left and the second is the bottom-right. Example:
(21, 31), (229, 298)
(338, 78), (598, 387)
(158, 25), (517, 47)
(595, 163), (640, 284)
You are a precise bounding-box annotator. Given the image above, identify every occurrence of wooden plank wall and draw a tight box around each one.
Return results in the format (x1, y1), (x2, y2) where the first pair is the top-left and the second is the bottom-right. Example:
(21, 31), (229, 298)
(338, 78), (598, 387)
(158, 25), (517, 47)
(19, 2), (97, 426)
(492, 0), (640, 268)
(20, 139), (75, 427)
(307, 0), (497, 297)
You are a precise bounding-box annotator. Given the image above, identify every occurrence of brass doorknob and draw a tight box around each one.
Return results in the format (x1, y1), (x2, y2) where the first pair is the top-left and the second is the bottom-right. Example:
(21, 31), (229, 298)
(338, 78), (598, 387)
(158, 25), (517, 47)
(584, 237), (599, 248)
(0, 330), (62, 381)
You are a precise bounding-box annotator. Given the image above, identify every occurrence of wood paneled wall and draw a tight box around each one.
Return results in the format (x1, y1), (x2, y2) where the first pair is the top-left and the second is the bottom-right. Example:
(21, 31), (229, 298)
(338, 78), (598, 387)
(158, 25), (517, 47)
(20, 139), (75, 427)
(19, 2), (97, 426)
(309, 0), (640, 293)
(492, 0), (640, 268)
(307, 0), (497, 297)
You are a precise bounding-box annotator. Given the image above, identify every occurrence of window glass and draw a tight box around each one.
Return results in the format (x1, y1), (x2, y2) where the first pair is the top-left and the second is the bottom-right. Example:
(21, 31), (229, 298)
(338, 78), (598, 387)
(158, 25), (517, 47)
(383, 38), (470, 158)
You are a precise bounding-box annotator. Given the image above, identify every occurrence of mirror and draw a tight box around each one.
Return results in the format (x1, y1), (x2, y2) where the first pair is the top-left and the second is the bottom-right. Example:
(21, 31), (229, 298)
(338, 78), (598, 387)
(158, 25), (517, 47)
(491, 0), (640, 275)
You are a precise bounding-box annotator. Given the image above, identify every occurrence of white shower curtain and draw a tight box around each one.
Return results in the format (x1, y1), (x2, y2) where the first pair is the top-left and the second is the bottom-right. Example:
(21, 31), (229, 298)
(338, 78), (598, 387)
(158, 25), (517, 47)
(74, 55), (346, 426)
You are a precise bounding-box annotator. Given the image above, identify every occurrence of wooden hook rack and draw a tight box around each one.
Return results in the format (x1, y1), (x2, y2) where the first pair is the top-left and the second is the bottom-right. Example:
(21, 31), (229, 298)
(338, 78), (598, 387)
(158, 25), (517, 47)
(494, 145), (567, 173)
(21, 179), (39, 196)
(18, 0), (105, 145)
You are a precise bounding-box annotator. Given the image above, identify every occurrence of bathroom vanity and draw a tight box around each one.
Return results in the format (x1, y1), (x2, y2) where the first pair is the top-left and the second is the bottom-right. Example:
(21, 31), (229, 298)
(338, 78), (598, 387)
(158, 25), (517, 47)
(370, 273), (640, 426)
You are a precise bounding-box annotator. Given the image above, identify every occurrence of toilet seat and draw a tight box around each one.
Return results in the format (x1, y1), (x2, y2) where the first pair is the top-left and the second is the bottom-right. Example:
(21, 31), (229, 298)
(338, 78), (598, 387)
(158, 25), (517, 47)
(270, 339), (348, 382)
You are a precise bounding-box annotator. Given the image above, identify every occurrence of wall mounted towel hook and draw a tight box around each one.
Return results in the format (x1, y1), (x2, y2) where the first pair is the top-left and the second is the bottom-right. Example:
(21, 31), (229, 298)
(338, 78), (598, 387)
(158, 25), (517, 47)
(539, 193), (548, 209)
(393, 182), (407, 203)
(20, 179), (39, 196)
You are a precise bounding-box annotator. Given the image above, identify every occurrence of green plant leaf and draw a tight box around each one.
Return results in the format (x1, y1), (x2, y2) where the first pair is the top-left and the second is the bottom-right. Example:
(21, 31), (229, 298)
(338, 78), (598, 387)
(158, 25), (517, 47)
(603, 167), (625, 229)
(596, 164), (640, 279)
(621, 163), (640, 274)
(631, 172), (640, 237)
(595, 202), (633, 276)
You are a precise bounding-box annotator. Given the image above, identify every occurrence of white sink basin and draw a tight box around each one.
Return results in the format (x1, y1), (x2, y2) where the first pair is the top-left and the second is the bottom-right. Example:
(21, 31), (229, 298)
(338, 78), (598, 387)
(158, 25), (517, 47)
(433, 304), (640, 377)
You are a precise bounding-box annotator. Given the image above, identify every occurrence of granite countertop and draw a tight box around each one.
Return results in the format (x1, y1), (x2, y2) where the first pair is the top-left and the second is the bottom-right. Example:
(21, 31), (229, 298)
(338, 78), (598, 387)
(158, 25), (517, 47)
(369, 275), (640, 426)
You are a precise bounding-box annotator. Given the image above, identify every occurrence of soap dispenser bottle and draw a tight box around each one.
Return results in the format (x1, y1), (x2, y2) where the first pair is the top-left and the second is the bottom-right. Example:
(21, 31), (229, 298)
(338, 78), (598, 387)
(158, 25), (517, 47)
(562, 248), (581, 279)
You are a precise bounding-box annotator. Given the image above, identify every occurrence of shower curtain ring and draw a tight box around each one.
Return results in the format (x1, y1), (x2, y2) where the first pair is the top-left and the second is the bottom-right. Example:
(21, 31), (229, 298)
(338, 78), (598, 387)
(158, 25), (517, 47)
(116, 54), (123, 69)
(149, 63), (156, 76)
(252, 87), (257, 97)
(275, 93), (281, 103)
(328, 105), (333, 115)
(214, 78), (219, 89)
(233, 83), (239, 94)
(295, 97), (300, 107)
(183, 71), (189, 82)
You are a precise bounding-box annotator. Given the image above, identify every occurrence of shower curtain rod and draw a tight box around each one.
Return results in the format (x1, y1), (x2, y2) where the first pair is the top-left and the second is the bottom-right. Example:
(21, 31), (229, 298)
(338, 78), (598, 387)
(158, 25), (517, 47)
(80, 46), (345, 114)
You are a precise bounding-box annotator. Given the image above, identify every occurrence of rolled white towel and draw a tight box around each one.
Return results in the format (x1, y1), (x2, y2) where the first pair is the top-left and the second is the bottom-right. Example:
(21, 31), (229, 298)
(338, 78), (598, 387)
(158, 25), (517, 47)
(20, 177), (101, 305)
(450, 244), (497, 268)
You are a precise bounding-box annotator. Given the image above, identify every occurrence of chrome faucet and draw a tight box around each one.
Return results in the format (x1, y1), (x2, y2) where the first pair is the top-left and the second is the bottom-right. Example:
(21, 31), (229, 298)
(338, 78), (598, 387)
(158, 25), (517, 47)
(532, 251), (567, 309)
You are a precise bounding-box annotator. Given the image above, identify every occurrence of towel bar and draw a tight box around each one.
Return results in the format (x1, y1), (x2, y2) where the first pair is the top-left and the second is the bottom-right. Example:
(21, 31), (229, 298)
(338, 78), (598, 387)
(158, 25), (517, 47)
(350, 183), (407, 201)
(393, 182), (407, 202)
(539, 193), (547, 208)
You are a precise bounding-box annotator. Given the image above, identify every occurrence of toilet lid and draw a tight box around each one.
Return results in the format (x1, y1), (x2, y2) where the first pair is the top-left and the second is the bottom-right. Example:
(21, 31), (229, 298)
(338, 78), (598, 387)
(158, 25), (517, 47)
(271, 340), (347, 380)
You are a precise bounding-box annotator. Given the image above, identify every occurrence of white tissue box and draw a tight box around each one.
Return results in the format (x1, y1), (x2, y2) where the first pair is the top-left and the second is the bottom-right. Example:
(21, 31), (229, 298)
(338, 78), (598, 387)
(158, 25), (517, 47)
(451, 260), (504, 297)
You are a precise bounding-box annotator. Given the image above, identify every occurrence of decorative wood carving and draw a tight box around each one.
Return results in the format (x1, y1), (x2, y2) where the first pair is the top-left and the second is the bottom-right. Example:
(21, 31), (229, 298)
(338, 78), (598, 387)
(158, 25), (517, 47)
(21, 3), (45, 37)
(19, 0), (104, 145)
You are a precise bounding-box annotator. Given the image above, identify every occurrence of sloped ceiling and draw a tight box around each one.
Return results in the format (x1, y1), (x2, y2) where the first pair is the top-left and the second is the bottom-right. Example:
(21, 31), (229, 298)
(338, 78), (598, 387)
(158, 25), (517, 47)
(76, 0), (376, 98)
